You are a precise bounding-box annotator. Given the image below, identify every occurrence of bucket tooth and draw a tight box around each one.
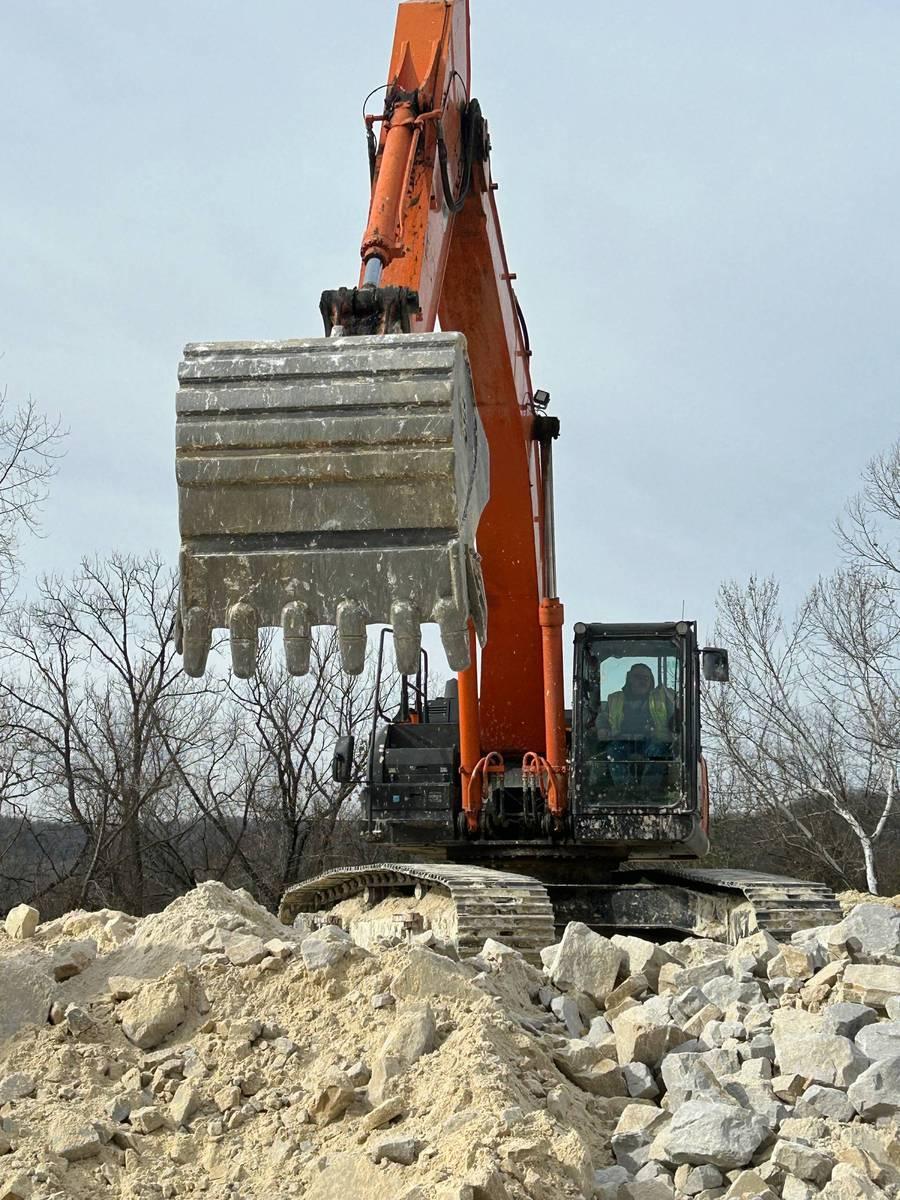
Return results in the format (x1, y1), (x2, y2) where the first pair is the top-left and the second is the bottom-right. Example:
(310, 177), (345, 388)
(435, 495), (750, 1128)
(390, 600), (421, 675)
(282, 601), (311, 676)
(175, 332), (489, 676)
(182, 606), (211, 677)
(228, 602), (259, 678)
(435, 598), (471, 671)
(336, 600), (367, 675)
(465, 548), (488, 645)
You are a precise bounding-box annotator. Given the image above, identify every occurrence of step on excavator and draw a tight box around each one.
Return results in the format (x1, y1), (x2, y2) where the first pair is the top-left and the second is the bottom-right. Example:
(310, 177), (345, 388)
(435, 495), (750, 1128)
(174, 0), (840, 960)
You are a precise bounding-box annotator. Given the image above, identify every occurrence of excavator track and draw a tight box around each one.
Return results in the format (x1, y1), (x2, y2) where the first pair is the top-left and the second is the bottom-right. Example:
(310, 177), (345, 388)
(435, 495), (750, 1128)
(634, 865), (843, 940)
(280, 861), (842, 961)
(279, 863), (556, 964)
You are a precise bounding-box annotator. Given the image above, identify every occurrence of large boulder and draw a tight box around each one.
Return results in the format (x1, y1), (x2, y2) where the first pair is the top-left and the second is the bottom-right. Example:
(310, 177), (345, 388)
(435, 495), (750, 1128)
(799, 1084), (855, 1123)
(552, 1041), (627, 1096)
(612, 1104), (670, 1175)
(855, 1021), (900, 1062)
(822, 1164), (892, 1200)
(611, 935), (676, 990)
(119, 965), (195, 1050)
(4, 904), (39, 940)
(771, 1139), (834, 1186)
(222, 932), (269, 967)
(51, 938), (97, 981)
(390, 946), (474, 1001)
(657, 957), (729, 995)
(549, 922), (623, 1004)
(48, 1112), (103, 1161)
(612, 1004), (685, 1068)
(0, 958), (54, 1045)
(594, 1166), (632, 1200)
(660, 1053), (729, 1107)
(772, 1011), (868, 1088)
(0, 1073), (36, 1104)
(701, 975), (766, 1009)
(826, 904), (900, 960)
(309, 1069), (355, 1126)
(654, 1098), (770, 1170)
(847, 1056), (900, 1119)
(820, 1002), (878, 1039)
(780, 1032), (869, 1088)
(843, 964), (900, 1010)
(728, 930), (780, 976)
(766, 944), (817, 982)
(368, 1003), (436, 1103)
(551, 994), (587, 1038)
(674, 1163), (725, 1196)
(169, 1081), (200, 1126)
(300, 925), (352, 972)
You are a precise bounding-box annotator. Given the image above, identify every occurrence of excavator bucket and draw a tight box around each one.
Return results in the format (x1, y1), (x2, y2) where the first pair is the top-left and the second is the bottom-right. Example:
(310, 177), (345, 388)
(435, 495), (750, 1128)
(175, 332), (489, 678)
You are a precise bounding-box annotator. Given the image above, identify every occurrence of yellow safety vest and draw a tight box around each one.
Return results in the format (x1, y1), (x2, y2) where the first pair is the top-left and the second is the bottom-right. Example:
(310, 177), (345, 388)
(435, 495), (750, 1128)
(607, 687), (672, 737)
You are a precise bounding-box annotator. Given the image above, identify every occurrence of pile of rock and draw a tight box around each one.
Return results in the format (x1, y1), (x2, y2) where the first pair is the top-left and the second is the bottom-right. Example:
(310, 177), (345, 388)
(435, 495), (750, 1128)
(540, 905), (900, 1200)
(0, 885), (898, 1200)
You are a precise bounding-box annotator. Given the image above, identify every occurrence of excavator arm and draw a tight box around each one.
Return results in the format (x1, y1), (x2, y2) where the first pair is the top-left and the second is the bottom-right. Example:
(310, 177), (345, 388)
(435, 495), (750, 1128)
(175, 0), (567, 829)
(353, 0), (566, 819)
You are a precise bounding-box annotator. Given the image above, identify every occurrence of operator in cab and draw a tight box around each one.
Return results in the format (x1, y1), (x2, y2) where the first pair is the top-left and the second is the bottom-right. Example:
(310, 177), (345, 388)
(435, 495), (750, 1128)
(597, 663), (675, 788)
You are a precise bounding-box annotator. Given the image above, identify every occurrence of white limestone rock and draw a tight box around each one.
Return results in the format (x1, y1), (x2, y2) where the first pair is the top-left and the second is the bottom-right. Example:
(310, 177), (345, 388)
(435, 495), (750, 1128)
(612, 1103), (670, 1175)
(622, 1061), (660, 1099)
(820, 1002), (878, 1039)
(0, 1073), (36, 1104)
(549, 921), (623, 1005)
(390, 946), (474, 1001)
(771, 1010), (869, 1088)
(48, 1113), (103, 1161)
(4, 904), (38, 941)
(843, 963), (900, 1009)
(846, 1055), (900, 1119)
(826, 903), (900, 960)
(653, 1098), (770, 1170)
(119, 965), (194, 1050)
(550, 994), (586, 1037)
(612, 1004), (685, 1068)
(612, 934), (677, 990)
(798, 1083), (855, 1123)
(855, 1020), (900, 1062)
(594, 1165), (632, 1200)
(300, 925), (353, 973)
(368, 1003), (435, 1104)
(552, 1041), (627, 1096)
(771, 1138), (834, 1185)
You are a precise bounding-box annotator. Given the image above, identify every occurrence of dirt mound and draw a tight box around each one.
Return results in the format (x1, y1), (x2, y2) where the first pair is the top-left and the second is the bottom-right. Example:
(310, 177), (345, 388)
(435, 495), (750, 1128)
(1, 890), (898, 1199)
(837, 890), (900, 914)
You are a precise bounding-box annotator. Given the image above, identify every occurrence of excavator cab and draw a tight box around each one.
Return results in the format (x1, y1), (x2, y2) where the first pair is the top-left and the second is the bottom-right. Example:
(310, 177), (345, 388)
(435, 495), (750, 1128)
(570, 621), (725, 857)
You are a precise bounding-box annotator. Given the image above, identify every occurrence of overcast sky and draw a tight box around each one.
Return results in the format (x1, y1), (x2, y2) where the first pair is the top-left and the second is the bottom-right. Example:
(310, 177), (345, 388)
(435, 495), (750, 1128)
(3, 1), (899, 662)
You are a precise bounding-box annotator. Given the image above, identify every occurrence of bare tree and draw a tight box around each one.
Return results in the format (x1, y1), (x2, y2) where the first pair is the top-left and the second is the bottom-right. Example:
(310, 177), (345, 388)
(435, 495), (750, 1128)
(839, 440), (900, 579)
(707, 439), (900, 893)
(707, 568), (897, 894)
(159, 631), (381, 910)
(0, 554), (214, 914)
(0, 544), (391, 916)
(0, 389), (63, 602)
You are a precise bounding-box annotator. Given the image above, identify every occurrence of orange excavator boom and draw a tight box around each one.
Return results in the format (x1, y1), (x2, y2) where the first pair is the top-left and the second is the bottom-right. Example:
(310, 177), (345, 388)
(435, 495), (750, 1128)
(355, 0), (567, 820)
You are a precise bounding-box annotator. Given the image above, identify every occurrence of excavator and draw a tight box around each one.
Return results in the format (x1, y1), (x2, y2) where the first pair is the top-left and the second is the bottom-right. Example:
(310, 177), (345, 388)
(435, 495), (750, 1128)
(174, 0), (840, 960)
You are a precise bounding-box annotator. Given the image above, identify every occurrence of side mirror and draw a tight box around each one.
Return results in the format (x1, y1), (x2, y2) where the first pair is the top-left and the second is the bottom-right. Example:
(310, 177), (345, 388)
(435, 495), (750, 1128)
(702, 648), (730, 683)
(331, 734), (355, 784)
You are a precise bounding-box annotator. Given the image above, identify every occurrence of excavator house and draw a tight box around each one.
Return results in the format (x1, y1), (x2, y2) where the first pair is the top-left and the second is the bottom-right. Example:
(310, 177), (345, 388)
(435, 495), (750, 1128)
(174, 0), (840, 958)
